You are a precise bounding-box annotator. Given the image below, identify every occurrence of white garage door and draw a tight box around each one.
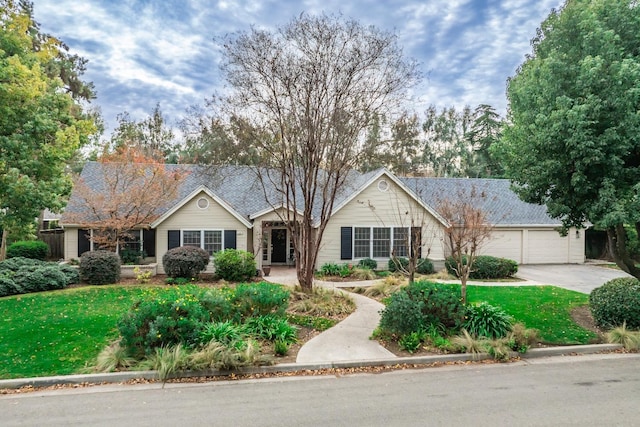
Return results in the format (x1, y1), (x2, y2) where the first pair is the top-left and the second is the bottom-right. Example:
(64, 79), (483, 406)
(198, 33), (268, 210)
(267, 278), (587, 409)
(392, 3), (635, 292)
(482, 230), (523, 263)
(527, 230), (569, 264)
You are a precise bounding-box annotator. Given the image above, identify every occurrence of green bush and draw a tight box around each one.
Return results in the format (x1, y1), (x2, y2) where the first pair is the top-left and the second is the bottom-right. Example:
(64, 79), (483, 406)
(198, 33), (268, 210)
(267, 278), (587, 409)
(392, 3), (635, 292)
(379, 291), (426, 336)
(463, 302), (513, 339)
(200, 287), (237, 322)
(388, 257), (434, 275)
(416, 258), (434, 275)
(58, 264), (80, 285)
(16, 265), (68, 293)
(445, 255), (518, 279)
(118, 286), (211, 356)
(590, 278), (640, 329)
(234, 282), (290, 318)
(388, 257), (409, 272)
(399, 331), (426, 353)
(6, 240), (48, 260)
(0, 276), (22, 297)
(379, 281), (465, 336)
(162, 246), (210, 279)
(358, 258), (377, 270)
(0, 257), (46, 273)
(319, 262), (341, 276)
(213, 249), (256, 282)
(119, 248), (145, 265)
(79, 250), (121, 285)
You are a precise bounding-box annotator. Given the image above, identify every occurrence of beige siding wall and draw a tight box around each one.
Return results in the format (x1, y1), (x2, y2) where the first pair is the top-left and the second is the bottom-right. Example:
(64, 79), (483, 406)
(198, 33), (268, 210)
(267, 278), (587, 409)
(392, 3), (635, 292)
(155, 192), (250, 274)
(64, 227), (79, 260)
(319, 178), (446, 269)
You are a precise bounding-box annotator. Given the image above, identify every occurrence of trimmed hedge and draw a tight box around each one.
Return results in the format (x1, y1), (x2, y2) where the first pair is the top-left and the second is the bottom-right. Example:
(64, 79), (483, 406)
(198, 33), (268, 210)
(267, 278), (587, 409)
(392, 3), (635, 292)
(6, 240), (49, 260)
(163, 246), (210, 279)
(590, 277), (640, 329)
(80, 250), (121, 285)
(213, 249), (256, 282)
(445, 255), (518, 279)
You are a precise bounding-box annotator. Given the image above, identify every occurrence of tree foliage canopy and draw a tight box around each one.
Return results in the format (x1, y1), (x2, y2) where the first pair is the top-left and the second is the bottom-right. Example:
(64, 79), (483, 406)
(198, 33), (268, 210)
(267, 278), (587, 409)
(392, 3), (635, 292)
(495, 0), (640, 275)
(219, 13), (419, 291)
(0, 0), (96, 257)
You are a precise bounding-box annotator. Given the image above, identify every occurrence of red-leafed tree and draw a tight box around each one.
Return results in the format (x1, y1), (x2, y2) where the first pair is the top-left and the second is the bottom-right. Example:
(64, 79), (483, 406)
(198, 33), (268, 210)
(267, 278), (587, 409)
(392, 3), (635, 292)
(69, 147), (184, 252)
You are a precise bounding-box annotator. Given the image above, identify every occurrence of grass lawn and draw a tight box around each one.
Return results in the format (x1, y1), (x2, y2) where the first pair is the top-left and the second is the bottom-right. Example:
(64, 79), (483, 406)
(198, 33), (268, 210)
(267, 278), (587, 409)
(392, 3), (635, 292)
(0, 286), (152, 379)
(467, 285), (597, 345)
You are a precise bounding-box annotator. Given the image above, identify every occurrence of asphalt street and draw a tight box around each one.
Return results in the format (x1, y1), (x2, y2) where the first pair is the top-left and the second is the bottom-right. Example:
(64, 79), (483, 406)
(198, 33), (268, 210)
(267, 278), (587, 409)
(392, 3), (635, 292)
(2, 354), (639, 426)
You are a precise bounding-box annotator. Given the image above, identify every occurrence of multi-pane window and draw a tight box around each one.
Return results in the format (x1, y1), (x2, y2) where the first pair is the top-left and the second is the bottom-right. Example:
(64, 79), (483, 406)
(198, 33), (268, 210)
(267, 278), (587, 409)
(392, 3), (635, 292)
(372, 227), (391, 258)
(352, 226), (415, 259)
(204, 231), (222, 256)
(354, 227), (371, 258)
(393, 227), (409, 257)
(183, 230), (201, 247)
(183, 230), (222, 256)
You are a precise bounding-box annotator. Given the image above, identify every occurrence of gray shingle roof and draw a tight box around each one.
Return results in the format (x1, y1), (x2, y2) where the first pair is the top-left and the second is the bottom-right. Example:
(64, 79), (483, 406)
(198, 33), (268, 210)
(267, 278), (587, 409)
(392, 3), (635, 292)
(62, 162), (560, 227)
(400, 177), (561, 226)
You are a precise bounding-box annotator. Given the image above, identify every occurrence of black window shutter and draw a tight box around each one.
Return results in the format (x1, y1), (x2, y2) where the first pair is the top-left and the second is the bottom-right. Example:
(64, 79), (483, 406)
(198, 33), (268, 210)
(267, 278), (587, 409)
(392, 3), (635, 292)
(224, 230), (237, 249)
(340, 227), (352, 260)
(168, 230), (180, 250)
(77, 229), (91, 256)
(143, 229), (156, 256)
(411, 227), (422, 258)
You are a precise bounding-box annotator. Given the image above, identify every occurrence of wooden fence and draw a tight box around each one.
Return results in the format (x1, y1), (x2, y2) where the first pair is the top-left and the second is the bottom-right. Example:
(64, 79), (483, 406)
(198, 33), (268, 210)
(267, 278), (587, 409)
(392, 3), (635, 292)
(39, 229), (64, 260)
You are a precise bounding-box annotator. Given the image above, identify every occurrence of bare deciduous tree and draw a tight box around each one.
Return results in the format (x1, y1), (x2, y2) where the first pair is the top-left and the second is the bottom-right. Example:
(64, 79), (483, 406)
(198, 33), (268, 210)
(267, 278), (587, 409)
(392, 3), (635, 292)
(438, 186), (493, 303)
(218, 13), (419, 292)
(67, 147), (184, 252)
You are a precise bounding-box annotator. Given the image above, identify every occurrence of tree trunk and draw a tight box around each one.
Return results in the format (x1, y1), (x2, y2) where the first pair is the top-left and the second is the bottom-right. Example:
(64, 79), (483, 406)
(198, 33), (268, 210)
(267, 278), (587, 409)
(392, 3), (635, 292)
(0, 228), (6, 261)
(607, 225), (640, 279)
(460, 276), (467, 305)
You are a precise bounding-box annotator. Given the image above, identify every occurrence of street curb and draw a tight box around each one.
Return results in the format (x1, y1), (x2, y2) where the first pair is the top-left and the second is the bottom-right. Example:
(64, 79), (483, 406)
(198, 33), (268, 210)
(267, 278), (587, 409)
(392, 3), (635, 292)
(0, 344), (622, 390)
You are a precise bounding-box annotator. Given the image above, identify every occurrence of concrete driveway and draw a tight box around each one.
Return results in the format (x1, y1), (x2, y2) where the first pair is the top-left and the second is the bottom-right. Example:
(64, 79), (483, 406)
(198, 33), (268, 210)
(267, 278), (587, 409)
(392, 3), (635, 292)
(517, 264), (632, 294)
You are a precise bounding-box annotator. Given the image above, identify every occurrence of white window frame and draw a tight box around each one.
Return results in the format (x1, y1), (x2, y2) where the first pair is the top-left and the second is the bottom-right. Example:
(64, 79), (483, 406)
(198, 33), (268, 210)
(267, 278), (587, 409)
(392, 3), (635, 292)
(351, 226), (412, 259)
(181, 229), (224, 257)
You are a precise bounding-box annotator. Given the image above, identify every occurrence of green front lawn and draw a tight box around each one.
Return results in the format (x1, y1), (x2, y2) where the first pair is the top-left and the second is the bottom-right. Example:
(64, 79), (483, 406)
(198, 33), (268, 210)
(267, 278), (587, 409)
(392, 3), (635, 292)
(467, 285), (596, 344)
(0, 286), (152, 379)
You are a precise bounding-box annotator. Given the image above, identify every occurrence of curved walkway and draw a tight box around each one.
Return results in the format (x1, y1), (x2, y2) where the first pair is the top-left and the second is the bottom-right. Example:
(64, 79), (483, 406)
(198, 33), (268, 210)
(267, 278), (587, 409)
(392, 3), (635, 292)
(263, 268), (395, 363)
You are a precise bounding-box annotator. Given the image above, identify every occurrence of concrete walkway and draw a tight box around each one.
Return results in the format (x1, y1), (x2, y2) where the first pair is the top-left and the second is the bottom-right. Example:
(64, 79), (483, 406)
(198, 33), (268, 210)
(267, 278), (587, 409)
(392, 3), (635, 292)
(263, 267), (396, 363)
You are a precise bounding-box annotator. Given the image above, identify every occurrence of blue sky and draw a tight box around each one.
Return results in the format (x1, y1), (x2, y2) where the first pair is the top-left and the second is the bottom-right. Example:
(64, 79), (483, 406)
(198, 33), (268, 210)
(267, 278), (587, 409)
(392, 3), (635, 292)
(33, 0), (562, 135)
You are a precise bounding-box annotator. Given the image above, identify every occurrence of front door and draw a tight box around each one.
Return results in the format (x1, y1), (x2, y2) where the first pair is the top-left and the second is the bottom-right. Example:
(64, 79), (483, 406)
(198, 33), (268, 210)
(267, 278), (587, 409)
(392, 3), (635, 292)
(271, 228), (287, 263)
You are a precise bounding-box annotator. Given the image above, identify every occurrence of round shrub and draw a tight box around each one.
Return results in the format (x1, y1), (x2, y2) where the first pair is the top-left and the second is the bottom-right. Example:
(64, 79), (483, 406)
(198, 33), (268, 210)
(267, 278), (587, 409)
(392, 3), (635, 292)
(445, 255), (518, 279)
(118, 286), (211, 356)
(416, 258), (434, 275)
(162, 246), (210, 279)
(213, 249), (256, 282)
(463, 302), (513, 339)
(6, 240), (48, 260)
(379, 281), (465, 336)
(590, 278), (640, 329)
(358, 258), (377, 270)
(79, 250), (121, 285)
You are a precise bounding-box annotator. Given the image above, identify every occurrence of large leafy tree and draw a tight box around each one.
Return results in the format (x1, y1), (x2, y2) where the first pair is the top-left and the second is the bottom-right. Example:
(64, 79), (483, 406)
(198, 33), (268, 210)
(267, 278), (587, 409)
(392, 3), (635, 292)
(219, 13), (419, 292)
(495, 0), (640, 276)
(0, 0), (96, 259)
